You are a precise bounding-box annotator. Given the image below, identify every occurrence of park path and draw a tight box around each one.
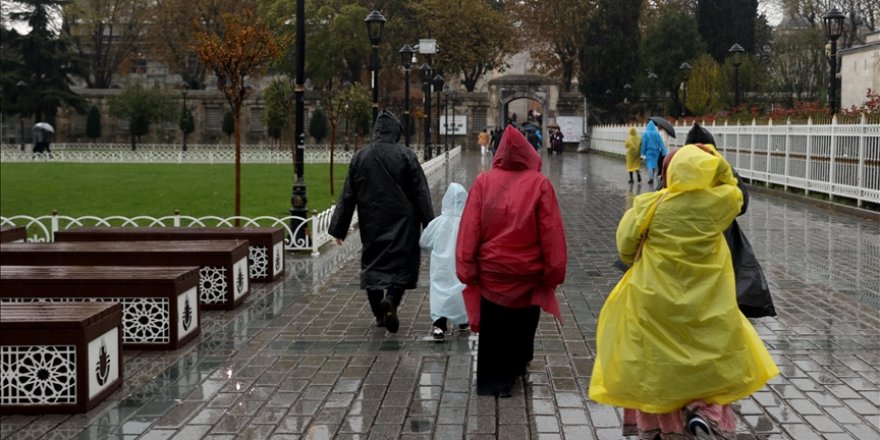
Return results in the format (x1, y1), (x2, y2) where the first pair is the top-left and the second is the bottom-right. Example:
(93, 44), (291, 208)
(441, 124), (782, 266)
(1, 149), (878, 440)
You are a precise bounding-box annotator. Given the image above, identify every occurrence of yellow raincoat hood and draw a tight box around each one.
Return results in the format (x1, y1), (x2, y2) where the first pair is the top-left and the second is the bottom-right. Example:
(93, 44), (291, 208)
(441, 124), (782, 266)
(589, 144), (778, 413)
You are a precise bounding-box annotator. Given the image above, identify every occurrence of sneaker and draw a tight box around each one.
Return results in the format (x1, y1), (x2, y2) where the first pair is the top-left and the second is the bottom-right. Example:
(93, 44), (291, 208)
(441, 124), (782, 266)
(380, 297), (399, 333)
(686, 415), (716, 440)
(457, 323), (470, 331)
(432, 326), (445, 341)
(375, 317), (385, 328)
(647, 179), (654, 185)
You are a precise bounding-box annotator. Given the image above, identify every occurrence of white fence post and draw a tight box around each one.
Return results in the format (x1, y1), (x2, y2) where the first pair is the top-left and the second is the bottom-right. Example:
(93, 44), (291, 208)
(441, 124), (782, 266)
(784, 119), (791, 191)
(805, 117), (813, 197)
(857, 114), (866, 207)
(174, 209), (181, 227)
(311, 209), (320, 257)
(829, 115), (837, 198)
(50, 209), (59, 242)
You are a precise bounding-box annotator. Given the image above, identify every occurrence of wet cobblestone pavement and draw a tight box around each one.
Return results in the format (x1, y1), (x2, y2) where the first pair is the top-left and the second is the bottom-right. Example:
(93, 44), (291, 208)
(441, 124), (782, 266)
(2, 150), (878, 440)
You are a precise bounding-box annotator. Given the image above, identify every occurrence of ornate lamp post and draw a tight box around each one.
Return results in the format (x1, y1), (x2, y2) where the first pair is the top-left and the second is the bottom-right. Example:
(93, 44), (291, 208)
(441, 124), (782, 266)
(679, 62), (692, 117)
(399, 44), (415, 148)
(420, 63), (433, 160)
(647, 72), (658, 114)
(432, 74), (444, 157)
(365, 9), (386, 125)
(449, 88), (457, 152)
(179, 82), (190, 152)
(290, 0), (308, 243)
(728, 43), (745, 107)
(16, 80), (27, 151)
(823, 8), (845, 114)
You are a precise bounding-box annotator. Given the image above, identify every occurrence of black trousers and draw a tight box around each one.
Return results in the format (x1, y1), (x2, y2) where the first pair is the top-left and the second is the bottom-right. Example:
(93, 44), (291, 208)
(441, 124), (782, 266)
(366, 288), (404, 320)
(476, 296), (540, 396)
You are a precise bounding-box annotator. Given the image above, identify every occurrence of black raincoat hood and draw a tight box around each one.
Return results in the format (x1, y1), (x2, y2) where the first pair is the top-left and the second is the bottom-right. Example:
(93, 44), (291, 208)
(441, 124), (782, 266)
(372, 109), (403, 144)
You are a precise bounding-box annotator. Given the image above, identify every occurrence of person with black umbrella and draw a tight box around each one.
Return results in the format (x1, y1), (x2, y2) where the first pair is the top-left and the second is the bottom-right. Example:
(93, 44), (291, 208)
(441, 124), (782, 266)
(639, 120), (667, 186)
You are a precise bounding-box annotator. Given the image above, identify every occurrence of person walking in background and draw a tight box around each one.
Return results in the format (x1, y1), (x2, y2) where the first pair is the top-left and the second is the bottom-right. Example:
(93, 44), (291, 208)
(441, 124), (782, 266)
(329, 109), (435, 333)
(456, 125), (567, 397)
(551, 128), (564, 155)
(490, 127), (502, 155)
(477, 128), (490, 156)
(590, 143), (778, 439)
(625, 126), (642, 183)
(639, 120), (666, 186)
(420, 182), (469, 342)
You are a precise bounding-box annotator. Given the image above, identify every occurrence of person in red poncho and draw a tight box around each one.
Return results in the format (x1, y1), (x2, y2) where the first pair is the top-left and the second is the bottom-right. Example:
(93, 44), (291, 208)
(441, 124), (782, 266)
(456, 125), (567, 397)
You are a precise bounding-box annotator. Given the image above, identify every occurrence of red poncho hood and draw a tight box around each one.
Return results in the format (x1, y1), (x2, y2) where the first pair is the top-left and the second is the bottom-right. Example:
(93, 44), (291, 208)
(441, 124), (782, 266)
(456, 125), (567, 332)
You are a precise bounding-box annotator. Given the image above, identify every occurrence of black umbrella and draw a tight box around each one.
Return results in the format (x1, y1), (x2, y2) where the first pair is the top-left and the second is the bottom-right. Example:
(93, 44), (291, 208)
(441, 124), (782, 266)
(649, 116), (676, 138)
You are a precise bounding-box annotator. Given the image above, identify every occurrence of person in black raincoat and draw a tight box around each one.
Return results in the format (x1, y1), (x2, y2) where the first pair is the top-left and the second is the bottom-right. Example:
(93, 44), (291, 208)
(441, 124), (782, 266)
(328, 109), (435, 333)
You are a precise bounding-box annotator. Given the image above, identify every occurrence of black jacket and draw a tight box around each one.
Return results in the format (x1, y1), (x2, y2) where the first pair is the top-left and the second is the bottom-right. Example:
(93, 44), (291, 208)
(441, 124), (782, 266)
(328, 109), (435, 290)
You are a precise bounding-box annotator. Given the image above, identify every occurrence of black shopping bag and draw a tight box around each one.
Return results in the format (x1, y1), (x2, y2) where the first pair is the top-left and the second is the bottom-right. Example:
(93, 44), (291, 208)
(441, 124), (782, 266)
(724, 219), (776, 318)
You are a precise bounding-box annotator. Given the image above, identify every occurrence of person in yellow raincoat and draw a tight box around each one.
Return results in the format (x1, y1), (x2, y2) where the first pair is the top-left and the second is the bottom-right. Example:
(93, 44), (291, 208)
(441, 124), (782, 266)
(590, 144), (779, 439)
(625, 127), (642, 183)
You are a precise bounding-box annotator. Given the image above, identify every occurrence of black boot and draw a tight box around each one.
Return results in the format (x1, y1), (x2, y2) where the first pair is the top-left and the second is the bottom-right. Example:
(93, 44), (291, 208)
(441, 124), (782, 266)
(628, 172), (633, 183)
(637, 172), (642, 182)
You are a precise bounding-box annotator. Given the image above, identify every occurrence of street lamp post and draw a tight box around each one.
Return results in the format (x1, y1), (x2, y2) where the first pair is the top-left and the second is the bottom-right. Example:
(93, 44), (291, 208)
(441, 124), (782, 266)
(443, 86), (450, 149)
(647, 72), (658, 114)
(290, 0), (308, 243)
(433, 74), (444, 158)
(399, 45), (415, 148)
(420, 63), (433, 160)
(728, 43), (745, 107)
(16, 80), (27, 151)
(449, 89), (457, 152)
(823, 8), (845, 114)
(180, 82), (189, 152)
(365, 10), (386, 125)
(679, 62), (692, 117)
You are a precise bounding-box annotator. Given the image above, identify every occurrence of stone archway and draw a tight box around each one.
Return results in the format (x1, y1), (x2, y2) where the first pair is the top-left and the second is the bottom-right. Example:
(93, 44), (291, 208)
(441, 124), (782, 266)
(487, 74), (562, 150)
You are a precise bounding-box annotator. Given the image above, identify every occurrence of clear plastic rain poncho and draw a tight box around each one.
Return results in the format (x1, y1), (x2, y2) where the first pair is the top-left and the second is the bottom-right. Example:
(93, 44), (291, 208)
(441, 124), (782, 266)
(420, 182), (469, 325)
(589, 144), (779, 414)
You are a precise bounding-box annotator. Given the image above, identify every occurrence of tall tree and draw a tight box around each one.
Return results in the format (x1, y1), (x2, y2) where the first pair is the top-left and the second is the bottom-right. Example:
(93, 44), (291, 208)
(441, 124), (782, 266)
(3, 0), (86, 122)
(146, 0), (243, 89)
(409, 0), (519, 91)
(86, 104), (102, 141)
(61, 0), (149, 88)
(640, 7), (705, 113)
(684, 53), (723, 115)
(579, 0), (642, 113)
(194, 10), (285, 220)
(509, 0), (598, 91)
(697, 0), (759, 63)
(107, 81), (176, 150)
(767, 26), (826, 103)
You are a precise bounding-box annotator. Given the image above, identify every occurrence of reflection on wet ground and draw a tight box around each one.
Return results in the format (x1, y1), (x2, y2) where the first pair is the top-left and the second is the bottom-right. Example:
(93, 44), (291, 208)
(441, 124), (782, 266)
(1, 150), (877, 440)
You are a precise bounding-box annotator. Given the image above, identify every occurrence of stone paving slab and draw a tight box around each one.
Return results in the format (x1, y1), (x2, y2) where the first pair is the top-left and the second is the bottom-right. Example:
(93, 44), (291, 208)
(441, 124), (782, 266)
(1, 150), (878, 440)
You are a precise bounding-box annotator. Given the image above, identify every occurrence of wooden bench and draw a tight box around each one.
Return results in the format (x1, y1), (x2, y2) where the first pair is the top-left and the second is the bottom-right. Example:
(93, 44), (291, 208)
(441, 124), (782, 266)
(0, 226), (26, 243)
(0, 266), (201, 350)
(0, 303), (123, 414)
(54, 227), (285, 282)
(0, 240), (250, 310)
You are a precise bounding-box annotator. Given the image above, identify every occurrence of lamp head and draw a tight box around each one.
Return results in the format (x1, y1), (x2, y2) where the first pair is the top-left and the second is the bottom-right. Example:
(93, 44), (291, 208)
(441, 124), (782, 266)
(823, 8), (845, 41)
(433, 74), (445, 91)
(728, 43), (745, 67)
(399, 45), (415, 69)
(365, 10), (386, 46)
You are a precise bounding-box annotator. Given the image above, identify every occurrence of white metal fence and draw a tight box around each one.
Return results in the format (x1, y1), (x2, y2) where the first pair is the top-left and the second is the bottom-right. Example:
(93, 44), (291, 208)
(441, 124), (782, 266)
(0, 143), (442, 164)
(590, 117), (880, 207)
(0, 147), (461, 255)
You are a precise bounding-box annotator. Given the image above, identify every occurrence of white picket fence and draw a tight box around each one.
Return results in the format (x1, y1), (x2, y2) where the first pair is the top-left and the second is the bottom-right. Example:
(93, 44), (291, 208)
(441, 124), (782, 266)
(0, 147), (461, 256)
(0, 143), (441, 164)
(590, 117), (880, 207)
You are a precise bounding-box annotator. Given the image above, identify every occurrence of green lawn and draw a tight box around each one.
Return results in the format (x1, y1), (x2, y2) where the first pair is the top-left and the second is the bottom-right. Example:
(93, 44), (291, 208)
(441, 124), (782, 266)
(0, 163), (348, 219)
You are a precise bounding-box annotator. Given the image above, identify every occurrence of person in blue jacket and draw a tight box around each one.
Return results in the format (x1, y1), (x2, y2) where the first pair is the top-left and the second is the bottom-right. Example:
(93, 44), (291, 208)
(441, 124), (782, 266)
(640, 120), (667, 186)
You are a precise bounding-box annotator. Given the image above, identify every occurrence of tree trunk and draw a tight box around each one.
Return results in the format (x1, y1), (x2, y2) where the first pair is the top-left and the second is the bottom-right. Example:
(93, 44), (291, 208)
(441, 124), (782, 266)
(234, 104), (242, 226)
(131, 132), (136, 151)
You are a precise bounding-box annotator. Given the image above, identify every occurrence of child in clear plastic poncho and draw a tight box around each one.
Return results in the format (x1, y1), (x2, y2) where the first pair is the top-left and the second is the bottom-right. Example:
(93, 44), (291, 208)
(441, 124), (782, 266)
(420, 182), (469, 341)
(589, 144), (779, 439)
